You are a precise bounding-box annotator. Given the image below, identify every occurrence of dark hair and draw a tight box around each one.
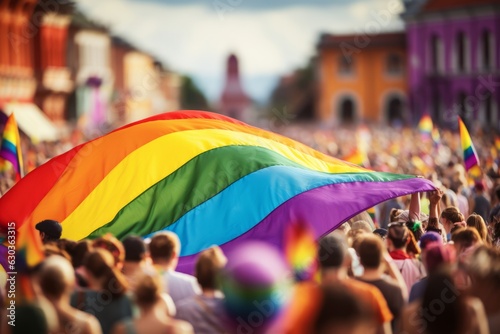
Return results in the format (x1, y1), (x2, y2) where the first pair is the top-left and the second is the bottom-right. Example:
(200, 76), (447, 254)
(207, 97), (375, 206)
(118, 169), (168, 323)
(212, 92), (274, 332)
(356, 234), (383, 269)
(83, 249), (128, 299)
(72, 240), (93, 268)
(421, 269), (467, 334)
(122, 235), (146, 262)
(406, 220), (424, 242)
(149, 232), (178, 262)
(43, 243), (71, 261)
(495, 185), (500, 201)
(387, 223), (409, 249)
(314, 284), (375, 333)
(318, 233), (348, 269)
(55, 239), (77, 260)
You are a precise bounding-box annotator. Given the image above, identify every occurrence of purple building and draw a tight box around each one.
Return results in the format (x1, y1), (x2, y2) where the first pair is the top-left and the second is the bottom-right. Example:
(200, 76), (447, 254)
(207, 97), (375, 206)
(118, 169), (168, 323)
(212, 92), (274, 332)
(402, 0), (500, 130)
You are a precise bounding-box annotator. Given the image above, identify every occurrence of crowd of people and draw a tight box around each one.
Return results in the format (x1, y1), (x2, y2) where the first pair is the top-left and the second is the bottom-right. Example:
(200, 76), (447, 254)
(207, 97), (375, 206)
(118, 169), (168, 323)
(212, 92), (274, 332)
(1, 183), (500, 333)
(1, 123), (500, 333)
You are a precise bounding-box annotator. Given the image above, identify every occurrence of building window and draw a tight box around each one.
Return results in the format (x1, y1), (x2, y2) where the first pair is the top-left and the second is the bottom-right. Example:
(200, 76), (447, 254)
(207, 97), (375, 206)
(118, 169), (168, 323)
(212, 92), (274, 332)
(430, 35), (443, 74)
(338, 97), (356, 124)
(387, 96), (404, 125)
(386, 53), (403, 75)
(456, 32), (468, 73)
(338, 55), (354, 75)
(432, 93), (441, 126)
(481, 30), (493, 70)
(458, 92), (471, 125)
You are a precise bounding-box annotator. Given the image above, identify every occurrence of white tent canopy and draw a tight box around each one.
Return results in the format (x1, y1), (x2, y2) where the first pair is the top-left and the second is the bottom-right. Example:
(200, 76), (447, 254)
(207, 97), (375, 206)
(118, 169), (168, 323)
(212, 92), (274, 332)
(3, 103), (60, 142)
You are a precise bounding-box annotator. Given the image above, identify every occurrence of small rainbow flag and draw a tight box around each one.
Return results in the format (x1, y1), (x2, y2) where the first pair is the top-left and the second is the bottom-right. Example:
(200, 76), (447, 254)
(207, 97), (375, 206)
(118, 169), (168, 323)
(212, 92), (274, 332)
(16, 220), (45, 271)
(458, 117), (479, 171)
(343, 148), (367, 167)
(285, 221), (318, 282)
(0, 113), (24, 181)
(418, 114), (433, 137)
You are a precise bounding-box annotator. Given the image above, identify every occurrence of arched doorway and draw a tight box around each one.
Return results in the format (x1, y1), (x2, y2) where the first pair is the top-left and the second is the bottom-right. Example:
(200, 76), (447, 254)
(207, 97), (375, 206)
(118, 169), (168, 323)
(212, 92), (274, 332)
(386, 96), (404, 125)
(339, 97), (356, 124)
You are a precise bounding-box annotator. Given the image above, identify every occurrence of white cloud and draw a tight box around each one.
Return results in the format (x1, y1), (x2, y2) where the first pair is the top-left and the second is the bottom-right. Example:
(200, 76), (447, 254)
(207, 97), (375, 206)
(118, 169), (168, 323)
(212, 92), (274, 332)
(77, 0), (404, 102)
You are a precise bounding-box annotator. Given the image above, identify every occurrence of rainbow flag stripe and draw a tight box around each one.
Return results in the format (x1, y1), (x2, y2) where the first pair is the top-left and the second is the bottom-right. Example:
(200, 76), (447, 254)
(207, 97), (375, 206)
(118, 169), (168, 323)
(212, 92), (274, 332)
(458, 117), (479, 171)
(0, 111), (435, 273)
(0, 113), (23, 180)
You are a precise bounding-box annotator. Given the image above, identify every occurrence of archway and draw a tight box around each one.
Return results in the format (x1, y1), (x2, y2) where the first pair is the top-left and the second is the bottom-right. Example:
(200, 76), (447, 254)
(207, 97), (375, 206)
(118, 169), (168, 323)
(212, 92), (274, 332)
(339, 97), (356, 124)
(386, 96), (404, 125)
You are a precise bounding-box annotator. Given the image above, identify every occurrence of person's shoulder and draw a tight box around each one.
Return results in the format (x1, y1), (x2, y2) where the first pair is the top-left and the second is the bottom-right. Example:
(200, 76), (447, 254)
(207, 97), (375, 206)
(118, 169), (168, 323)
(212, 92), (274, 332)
(465, 296), (486, 314)
(168, 318), (194, 334)
(168, 270), (197, 282)
(175, 296), (197, 311)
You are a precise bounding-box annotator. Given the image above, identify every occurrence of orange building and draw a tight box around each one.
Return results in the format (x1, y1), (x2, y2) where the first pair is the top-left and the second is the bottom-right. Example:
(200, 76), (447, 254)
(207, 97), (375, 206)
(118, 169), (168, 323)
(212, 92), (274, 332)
(316, 32), (408, 125)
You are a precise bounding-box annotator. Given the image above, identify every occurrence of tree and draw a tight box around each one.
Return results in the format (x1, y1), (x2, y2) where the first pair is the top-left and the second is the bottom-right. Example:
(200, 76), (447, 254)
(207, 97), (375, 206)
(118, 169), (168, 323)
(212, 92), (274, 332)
(180, 76), (210, 110)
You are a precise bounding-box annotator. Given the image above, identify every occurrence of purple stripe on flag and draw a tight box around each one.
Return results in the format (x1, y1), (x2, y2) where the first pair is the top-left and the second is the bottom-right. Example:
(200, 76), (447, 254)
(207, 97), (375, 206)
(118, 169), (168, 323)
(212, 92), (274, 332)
(176, 177), (435, 274)
(0, 149), (19, 171)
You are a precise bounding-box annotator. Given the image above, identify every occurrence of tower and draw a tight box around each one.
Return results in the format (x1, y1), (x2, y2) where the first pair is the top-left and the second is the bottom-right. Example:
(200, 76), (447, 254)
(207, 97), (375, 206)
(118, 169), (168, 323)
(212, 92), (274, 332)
(219, 54), (250, 120)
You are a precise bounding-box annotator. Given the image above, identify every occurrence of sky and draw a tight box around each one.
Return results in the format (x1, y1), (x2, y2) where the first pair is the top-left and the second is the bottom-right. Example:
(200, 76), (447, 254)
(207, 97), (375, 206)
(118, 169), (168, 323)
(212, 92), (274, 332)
(77, 0), (406, 104)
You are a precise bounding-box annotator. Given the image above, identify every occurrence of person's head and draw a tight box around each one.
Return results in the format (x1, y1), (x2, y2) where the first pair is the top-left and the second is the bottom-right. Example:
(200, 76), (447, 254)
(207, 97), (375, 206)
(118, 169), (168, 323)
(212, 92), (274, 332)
(474, 181), (485, 194)
(35, 220), (62, 243)
(122, 235), (146, 263)
(394, 210), (426, 241)
(386, 221), (420, 255)
(425, 218), (445, 241)
(195, 246), (227, 291)
(466, 246), (500, 297)
(314, 285), (377, 334)
(83, 248), (128, 298)
(133, 271), (163, 309)
(92, 234), (125, 269)
(373, 228), (387, 240)
(356, 234), (384, 270)
(148, 231), (181, 268)
(389, 208), (404, 223)
(422, 243), (456, 274)
(72, 240), (93, 268)
(337, 222), (351, 236)
(451, 227), (483, 254)
(440, 207), (465, 233)
(39, 255), (76, 301)
(318, 232), (349, 271)
(43, 243), (71, 261)
(55, 239), (77, 260)
(466, 213), (489, 244)
(419, 231), (443, 251)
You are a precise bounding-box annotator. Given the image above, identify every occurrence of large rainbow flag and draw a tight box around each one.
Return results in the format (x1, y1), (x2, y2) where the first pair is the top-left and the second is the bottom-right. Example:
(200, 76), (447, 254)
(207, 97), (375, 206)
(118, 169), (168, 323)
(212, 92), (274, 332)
(0, 111), (435, 273)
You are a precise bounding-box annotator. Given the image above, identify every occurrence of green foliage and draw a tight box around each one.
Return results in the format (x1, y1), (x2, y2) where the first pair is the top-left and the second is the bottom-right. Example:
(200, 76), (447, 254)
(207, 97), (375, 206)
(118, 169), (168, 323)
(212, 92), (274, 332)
(180, 76), (210, 111)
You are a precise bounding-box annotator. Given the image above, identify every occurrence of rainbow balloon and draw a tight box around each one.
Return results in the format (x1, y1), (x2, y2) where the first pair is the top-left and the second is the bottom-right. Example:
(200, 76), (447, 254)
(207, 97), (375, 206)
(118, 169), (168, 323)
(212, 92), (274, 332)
(0, 111), (435, 273)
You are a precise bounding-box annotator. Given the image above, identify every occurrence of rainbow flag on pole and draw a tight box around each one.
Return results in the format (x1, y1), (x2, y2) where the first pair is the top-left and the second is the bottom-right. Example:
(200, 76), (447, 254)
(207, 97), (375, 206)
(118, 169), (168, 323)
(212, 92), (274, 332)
(0, 113), (24, 181)
(458, 117), (479, 171)
(418, 114), (433, 138)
